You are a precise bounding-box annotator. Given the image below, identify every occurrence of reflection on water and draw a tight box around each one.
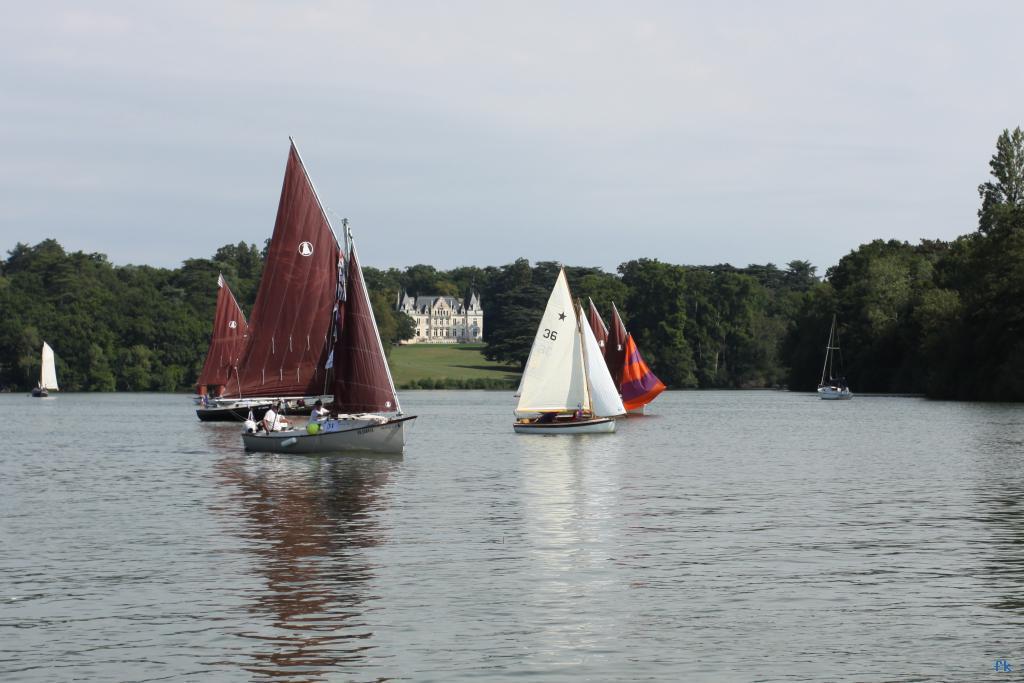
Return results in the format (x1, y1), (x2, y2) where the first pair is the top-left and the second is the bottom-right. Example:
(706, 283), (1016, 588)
(3, 392), (1024, 682)
(204, 424), (401, 681)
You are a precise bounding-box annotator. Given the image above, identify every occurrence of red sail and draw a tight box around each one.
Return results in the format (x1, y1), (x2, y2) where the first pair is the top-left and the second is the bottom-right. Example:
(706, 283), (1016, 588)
(620, 333), (666, 410)
(230, 140), (340, 398)
(196, 274), (248, 394)
(333, 245), (399, 413)
(605, 302), (629, 385)
(587, 298), (609, 356)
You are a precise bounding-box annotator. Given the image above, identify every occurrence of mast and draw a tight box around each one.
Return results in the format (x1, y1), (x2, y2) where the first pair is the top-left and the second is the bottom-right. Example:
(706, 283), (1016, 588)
(820, 314), (837, 385)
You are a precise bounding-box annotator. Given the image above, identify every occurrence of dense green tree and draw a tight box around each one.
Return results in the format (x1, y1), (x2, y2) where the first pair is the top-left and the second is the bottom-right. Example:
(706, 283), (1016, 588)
(978, 127), (1024, 238)
(619, 259), (697, 387)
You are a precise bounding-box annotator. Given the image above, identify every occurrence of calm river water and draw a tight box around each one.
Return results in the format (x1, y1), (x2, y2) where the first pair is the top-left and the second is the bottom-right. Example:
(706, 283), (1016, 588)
(2, 391), (1023, 682)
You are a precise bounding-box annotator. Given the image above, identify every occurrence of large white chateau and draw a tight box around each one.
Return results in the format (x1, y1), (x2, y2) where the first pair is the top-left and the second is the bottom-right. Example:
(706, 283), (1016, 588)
(397, 292), (484, 344)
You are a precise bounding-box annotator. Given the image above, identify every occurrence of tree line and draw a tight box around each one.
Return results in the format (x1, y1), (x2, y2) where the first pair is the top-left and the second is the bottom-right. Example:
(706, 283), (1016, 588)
(2, 128), (1022, 400)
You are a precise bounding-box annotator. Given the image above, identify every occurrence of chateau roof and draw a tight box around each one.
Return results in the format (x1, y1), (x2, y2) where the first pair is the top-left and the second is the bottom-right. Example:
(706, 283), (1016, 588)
(398, 291), (482, 314)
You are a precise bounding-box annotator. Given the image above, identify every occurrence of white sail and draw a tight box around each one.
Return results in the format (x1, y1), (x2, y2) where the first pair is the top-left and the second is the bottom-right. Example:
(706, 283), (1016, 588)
(580, 307), (625, 417)
(515, 269), (590, 415)
(40, 342), (59, 391)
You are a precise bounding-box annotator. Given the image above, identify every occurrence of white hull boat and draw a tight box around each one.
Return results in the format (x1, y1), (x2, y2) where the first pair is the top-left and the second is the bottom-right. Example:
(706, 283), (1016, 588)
(626, 404), (647, 415)
(818, 314), (852, 401)
(30, 342), (59, 398)
(513, 416), (615, 434)
(243, 415), (415, 454)
(513, 269), (625, 434)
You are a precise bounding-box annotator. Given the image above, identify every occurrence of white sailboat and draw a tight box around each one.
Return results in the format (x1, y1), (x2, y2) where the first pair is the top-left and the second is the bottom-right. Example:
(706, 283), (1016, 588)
(513, 269), (625, 434)
(30, 342), (59, 398)
(817, 314), (852, 400)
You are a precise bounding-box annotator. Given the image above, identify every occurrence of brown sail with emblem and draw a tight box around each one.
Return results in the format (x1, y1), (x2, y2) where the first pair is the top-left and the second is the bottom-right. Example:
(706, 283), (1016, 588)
(228, 138), (341, 398)
(196, 274), (248, 395)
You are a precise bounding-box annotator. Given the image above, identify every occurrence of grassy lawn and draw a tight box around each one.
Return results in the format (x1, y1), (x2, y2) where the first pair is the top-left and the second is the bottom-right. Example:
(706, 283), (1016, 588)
(388, 343), (520, 388)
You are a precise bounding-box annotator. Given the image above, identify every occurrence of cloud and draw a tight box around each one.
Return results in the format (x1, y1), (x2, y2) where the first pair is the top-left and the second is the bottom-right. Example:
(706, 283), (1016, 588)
(1, 2), (1022, 271)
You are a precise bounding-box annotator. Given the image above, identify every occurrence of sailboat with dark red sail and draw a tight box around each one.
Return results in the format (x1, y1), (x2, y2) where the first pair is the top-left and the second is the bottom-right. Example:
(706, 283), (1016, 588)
(242, 223), (416, 454)
(587, 299), (666, 415)
(198, 138), (341, 421)
(194, 275), (258, 420)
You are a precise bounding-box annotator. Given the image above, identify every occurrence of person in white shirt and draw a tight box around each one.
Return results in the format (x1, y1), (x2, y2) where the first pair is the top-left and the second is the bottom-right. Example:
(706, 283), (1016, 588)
(261, 402), (290, 432)
(309, 399), (330, 421)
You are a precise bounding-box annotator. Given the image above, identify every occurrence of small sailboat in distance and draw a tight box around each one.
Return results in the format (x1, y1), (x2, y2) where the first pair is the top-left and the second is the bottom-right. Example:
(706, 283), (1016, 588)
(587, 299), (665, 415)
(818, 314), (852, 400)
(30, 342), (58, 397)
(195, 274), (259, 421)
(513, 270), (624, 434)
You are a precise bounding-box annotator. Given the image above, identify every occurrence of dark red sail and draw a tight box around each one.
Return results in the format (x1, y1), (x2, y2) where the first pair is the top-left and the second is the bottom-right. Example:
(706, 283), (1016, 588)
(587, 298), (609, 356)
(606, 302), (628, 385)
(230, 140), (340, 398)
(196, 274), (248, 395)
(333, 244), (400, 413)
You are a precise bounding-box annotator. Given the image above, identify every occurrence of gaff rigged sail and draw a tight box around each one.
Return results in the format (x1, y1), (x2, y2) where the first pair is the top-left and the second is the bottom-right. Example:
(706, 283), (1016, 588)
(230, 139), (341, 398)
(196, 274), (248, 393)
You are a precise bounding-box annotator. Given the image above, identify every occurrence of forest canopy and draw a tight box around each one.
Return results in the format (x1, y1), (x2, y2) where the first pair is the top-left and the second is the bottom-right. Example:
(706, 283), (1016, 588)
(2, 127), (1022, 401)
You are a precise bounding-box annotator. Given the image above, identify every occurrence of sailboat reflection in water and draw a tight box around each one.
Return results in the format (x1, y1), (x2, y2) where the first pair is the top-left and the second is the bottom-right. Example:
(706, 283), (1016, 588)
(213, 453), (398, 679)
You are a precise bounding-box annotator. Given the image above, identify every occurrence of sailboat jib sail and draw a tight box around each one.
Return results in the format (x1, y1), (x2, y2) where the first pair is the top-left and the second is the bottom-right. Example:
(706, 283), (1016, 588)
(332, 242), (401, 414)
(40, 342), (58, 391)
(620, 334), (665, 410)
(230, 139), (341, 399)
(196, 274), (248, 394)
(515, 269), (591, 416)
(580, 303), (625, 417)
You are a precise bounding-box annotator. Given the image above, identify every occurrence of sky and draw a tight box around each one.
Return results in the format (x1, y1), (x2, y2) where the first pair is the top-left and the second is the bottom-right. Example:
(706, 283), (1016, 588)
(2, 1), (1023, 274)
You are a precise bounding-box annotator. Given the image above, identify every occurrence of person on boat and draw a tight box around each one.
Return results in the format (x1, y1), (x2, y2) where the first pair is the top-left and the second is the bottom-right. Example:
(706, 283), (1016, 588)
(261, 402), (290, 432)
(573, 404), (583, 420)
(309, 399), (329, 422)
(538, 412), (557, 424)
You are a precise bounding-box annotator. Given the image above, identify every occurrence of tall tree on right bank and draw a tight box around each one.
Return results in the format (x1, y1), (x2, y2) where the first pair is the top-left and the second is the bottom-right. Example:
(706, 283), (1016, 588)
(956, 127), (1024, 399)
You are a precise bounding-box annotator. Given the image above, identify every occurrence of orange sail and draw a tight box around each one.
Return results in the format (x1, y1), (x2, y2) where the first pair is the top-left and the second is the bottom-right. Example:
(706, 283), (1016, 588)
(620, 333), (665, 410)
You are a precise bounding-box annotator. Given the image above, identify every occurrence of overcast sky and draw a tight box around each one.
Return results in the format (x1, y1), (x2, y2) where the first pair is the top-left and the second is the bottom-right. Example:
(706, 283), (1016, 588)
(2, 2), (1023, 274)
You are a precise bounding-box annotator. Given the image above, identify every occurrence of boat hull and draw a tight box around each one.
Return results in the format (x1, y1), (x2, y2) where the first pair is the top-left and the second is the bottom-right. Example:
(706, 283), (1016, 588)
(513, 417), (616, 434)
(818, 386), (853, 400)
(195, 396), (327, 421)
(626, 404), (647, 416)
(242, 416), (416, 454)
(197, 402), (273, 422)
(30, 387), (49, 398)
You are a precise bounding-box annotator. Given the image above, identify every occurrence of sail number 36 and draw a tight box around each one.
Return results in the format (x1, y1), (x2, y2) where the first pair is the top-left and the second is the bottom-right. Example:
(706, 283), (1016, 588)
(542, 329), (558, 341)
